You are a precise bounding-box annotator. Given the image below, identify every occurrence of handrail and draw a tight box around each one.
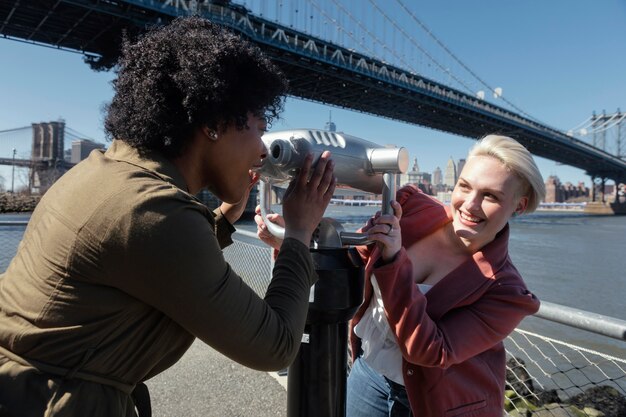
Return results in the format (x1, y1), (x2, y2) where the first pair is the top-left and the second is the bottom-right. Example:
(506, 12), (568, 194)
(536, 300), (626, 341)
(0, 221), (29, 226)
(233, 229), (259, 239)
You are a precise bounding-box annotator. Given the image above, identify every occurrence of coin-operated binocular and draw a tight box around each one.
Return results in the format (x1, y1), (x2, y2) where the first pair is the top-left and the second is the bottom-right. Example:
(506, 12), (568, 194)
(256, 129), (408, 417)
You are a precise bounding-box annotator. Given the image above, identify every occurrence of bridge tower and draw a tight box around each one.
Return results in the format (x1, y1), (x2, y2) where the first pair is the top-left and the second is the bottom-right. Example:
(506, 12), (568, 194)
(587, 110), (626, 206)
(30, 121), (66, 193)
(588, 110), (625, 159)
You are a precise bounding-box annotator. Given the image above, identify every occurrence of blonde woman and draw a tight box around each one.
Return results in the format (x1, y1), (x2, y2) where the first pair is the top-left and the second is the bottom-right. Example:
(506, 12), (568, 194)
(346, 135), (545, 417)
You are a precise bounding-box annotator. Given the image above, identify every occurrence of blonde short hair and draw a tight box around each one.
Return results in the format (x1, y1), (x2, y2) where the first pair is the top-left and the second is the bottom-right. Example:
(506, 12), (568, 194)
(467, 135), (546, 213)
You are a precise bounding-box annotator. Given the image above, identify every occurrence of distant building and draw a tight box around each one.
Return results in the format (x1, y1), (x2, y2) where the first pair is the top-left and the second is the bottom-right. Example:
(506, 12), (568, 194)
(457, 158), (466, 177)
(71, 139), (105, 163)
(544, 175), (590, 203)
(404, 158), (433, 194)
(407, 158), (421, 185)
(443, 157), (457, 188)
(332, 185), (380, 202)
(544, 176), (559, 202)
(324, 111), (336, 132)
(432, 167), (442, 186)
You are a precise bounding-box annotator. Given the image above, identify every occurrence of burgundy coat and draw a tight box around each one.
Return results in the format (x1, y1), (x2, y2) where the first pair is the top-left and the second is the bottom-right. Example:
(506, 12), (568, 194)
(350, 185), (540, 417)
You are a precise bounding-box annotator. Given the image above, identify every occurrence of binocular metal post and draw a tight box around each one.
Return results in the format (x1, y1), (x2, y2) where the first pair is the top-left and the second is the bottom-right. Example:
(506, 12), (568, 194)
(287, 247), (365, 417)
(255, 130), (408, 416)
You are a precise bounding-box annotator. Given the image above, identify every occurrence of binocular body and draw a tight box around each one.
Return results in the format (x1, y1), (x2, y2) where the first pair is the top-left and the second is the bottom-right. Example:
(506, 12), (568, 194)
(256, 129), (408, 194)
(256, 129), (409, 246)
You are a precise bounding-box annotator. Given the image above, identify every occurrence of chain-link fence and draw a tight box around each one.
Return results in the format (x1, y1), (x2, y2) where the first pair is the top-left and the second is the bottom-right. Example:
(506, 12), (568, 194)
(223, 231), (273, 297)
(2, 224), (625, 416)
(504, 329), (626, 416)
(0, 221), (25, 271)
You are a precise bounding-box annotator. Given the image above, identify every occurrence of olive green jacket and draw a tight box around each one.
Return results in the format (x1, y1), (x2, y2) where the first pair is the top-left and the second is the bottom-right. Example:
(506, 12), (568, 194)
(0, 140), (316, 416)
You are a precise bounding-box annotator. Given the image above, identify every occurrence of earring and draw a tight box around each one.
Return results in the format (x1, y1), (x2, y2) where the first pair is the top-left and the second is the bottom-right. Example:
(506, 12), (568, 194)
(203, 126), (218, 140)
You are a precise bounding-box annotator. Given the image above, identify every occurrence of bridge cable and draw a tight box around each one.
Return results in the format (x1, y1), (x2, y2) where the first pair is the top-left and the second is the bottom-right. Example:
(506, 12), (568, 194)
(321, 0), (420, 74)
(363, 0), (486, 97)
(65, 127), (98, 143)
(392, 0), (542, 123)
(307, 0), (464, 97)
(588, 113), (619, 132)
(0, 126), (32, 134)
(589, 113), (626, 134)
(569, 112), (626, 138)
(567, 115), (594, 133)
(305, 0), (384, 62)
(569, 118), (606, 136)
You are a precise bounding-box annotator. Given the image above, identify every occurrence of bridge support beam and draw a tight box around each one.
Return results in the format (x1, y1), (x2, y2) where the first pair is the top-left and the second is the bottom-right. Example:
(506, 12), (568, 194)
(591, 175), (607, 203)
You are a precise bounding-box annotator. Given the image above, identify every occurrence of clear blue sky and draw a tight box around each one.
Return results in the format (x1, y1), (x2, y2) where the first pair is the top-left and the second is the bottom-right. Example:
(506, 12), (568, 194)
(1, 0), (625, 190)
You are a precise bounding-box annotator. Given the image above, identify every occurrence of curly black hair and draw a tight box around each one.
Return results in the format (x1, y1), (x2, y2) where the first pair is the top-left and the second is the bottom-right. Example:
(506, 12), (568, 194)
(104, 16), (288, 157)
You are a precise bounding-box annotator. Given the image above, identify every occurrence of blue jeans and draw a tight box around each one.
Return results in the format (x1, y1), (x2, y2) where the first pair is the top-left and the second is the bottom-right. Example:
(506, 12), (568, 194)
(346, 357), (412, 417)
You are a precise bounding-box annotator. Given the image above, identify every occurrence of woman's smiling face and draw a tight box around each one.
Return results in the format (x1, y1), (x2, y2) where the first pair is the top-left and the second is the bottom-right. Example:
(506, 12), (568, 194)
(451, 155), (528, 252)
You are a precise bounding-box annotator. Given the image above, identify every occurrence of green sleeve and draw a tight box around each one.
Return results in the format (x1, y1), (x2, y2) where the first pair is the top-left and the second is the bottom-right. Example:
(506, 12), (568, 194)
(103, 196), (316, 371)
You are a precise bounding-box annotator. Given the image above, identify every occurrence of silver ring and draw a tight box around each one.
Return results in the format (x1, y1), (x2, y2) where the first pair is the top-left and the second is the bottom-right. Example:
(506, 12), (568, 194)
(386, 224), (393, 234)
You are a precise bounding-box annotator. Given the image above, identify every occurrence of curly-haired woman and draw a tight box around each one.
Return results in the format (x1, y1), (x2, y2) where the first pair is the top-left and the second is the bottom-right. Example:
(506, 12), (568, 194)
(0, 17), (335, 416)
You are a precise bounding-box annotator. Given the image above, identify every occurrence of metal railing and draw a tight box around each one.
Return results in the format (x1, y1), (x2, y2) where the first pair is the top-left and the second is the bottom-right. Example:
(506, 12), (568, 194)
(1, 223), (625, 417)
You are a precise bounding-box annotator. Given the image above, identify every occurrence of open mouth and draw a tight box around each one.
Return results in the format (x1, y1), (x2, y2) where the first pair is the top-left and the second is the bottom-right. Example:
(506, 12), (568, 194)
(459, 211), (482, 223)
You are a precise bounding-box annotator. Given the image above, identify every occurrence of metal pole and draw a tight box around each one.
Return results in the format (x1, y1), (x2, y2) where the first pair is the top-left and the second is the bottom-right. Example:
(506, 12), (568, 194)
(287, 248), (364, 417)
(11, 148), (16, 193)
(381, 172), (396, 215)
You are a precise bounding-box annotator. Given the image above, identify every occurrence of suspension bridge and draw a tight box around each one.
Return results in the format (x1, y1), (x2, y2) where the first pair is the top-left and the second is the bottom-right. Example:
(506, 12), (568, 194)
(0, 122), (102, 193)
(0, 0), (625, 190)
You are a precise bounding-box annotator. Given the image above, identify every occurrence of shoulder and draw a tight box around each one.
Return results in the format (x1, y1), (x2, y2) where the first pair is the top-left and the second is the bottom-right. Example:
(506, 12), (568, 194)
(397, 185), (451, 247)
(73, 156), (213, 247)
(396, 185), (449, 222)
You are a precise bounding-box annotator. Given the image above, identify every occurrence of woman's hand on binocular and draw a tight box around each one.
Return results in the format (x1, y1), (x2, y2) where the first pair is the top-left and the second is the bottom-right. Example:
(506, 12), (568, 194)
(282, 151), (336, 246)
(366, 200), (403, 263)
(254, 206), (284, 250)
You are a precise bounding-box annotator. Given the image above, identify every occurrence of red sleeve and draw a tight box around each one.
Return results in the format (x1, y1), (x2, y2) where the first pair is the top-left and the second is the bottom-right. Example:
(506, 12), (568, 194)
(396, 185), (451, 248)
(353, 185), (450, 261)
(372, 251), (540, 368)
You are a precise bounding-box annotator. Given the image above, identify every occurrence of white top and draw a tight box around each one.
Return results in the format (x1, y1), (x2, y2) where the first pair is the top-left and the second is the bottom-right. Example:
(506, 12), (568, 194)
(354, 274), (432, 385)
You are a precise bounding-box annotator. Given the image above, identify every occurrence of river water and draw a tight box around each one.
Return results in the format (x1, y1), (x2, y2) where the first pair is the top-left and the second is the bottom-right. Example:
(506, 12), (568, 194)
(1, 208), (624, 354)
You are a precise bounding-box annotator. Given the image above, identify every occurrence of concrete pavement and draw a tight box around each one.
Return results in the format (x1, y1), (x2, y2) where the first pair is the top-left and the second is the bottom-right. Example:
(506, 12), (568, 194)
(147, 339), (288, 417)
